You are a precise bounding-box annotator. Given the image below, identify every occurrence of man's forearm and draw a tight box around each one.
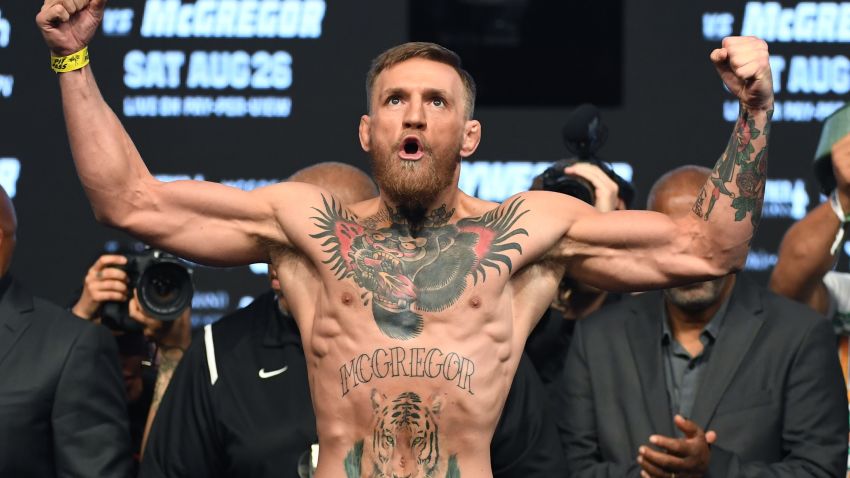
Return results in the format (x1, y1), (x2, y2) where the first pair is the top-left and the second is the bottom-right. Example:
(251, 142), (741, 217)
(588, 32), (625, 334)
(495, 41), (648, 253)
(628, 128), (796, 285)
(692, 105), (773, 268)
(58, 66), (153, 226)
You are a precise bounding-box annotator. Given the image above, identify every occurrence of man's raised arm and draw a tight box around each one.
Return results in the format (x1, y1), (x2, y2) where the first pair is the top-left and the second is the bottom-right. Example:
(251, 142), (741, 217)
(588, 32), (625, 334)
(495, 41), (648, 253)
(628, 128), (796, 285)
(689, 36), (773, 264)
(534, 37), (773, 291)
(36, 0), (294, 265)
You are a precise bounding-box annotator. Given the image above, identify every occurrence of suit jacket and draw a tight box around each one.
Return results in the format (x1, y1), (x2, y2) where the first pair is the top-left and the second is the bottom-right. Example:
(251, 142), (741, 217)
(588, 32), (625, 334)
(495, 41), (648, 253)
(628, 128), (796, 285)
(0, 275), (132, 477)
(557, 275), (848, 477)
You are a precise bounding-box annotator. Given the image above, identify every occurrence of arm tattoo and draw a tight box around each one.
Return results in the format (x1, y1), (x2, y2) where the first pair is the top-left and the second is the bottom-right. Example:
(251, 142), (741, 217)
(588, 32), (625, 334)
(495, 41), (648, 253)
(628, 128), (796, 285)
(310, 196), (529, 340)
(694, 107), (773, 226)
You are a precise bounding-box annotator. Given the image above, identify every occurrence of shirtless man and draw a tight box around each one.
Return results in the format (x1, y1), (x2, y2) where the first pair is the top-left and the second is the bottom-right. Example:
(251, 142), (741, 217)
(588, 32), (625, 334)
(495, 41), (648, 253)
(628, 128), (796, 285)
(37, 1), (774, 477)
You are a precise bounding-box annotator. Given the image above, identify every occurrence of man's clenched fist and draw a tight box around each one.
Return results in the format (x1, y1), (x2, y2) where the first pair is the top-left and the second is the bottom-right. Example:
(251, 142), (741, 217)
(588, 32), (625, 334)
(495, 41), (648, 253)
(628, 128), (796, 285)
(710, 36), (774, 112)
(36, 0), (106, 57)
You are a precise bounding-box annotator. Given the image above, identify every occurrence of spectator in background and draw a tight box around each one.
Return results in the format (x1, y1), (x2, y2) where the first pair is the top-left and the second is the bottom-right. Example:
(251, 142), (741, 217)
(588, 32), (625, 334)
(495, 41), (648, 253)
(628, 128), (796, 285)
(525, 160), (632, 387)
(770, 132), (850, 477)
(141, 161), (565, 477)
(559, 165), (848, 477)
(0, 185), (132, 477)
(71, 249), (192, 467)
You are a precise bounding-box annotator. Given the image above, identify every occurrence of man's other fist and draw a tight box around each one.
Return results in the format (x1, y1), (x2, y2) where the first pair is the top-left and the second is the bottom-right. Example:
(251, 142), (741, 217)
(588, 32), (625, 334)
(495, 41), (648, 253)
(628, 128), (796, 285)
(710, 36), (774, 111)
(36, 0), (106, 57)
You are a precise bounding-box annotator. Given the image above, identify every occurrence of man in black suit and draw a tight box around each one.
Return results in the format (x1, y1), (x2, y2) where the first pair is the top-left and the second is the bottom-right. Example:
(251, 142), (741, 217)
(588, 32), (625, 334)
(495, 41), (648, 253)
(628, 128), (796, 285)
(558, 165), (848, 477)
(0, 185), (132, 477)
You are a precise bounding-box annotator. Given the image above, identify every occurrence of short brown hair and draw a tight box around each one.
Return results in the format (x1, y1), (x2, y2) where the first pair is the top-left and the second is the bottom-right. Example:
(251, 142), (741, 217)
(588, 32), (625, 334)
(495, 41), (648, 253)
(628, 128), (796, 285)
(366, 42), (477, 119)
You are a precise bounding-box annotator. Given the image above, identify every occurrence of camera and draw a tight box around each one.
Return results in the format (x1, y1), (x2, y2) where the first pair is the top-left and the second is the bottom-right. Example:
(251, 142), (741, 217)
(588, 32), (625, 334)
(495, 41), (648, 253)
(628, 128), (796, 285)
(539, 103), (634, 208)
(101, 249), (194, 332)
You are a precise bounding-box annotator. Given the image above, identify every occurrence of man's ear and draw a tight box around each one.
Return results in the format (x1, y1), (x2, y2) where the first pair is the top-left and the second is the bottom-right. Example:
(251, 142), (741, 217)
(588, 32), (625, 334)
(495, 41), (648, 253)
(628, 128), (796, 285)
(460, 119), (481, 158)
(359, 115), (371, 152)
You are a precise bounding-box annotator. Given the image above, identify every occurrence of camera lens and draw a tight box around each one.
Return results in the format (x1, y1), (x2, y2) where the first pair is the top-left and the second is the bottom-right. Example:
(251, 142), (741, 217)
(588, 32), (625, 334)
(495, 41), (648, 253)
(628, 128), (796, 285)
(138, 261), (193, 321)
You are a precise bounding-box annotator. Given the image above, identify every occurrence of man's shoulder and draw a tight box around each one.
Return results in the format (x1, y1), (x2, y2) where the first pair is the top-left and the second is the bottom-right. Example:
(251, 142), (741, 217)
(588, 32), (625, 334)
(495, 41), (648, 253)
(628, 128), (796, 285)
(757, 281), (829, 331)
(19, 287), (102, 338)
(578, 291), (660, 331)
(5, 281), (115, 364)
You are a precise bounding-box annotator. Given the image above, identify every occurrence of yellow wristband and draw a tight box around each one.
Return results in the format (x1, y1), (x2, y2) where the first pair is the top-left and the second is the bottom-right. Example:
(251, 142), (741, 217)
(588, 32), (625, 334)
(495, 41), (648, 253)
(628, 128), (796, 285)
(50, 46), (90, 73)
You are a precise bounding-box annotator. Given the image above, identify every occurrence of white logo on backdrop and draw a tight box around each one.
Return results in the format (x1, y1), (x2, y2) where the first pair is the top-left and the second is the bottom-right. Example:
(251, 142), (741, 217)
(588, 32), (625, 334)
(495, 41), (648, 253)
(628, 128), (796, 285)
(0, 158), (20, 198)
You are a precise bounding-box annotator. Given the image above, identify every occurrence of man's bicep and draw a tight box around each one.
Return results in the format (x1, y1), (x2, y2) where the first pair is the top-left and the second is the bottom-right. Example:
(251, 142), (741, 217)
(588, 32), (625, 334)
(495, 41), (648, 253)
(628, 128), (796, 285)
(560, 210), (722, 292)
(124, 180), (321, 267)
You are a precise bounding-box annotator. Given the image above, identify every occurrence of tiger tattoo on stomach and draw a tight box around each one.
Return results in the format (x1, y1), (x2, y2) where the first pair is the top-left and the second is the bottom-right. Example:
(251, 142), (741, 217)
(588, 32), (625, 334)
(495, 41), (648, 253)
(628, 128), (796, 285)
(344, 390), (460, 478)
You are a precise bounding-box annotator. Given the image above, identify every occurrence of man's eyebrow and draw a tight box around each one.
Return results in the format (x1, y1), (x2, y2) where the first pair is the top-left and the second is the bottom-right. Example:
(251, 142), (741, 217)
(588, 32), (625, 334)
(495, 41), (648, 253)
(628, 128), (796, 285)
(381, 87), (407, 98)
(422, 88), (450, 98)
(380, 87), (452, 98)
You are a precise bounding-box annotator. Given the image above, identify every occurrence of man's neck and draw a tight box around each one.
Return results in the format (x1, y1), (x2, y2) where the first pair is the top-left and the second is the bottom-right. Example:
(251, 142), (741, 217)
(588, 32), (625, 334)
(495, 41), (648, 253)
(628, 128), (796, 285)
(369, 189), (461, 231)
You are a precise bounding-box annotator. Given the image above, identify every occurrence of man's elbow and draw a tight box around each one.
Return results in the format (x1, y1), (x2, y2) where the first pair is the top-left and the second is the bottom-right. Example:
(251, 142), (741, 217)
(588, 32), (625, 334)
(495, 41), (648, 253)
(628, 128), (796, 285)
(688, 244), (747, 281)
(710, 250), (747, 277)
(89, 182), (155, 230)
(92, 208), (122, 228)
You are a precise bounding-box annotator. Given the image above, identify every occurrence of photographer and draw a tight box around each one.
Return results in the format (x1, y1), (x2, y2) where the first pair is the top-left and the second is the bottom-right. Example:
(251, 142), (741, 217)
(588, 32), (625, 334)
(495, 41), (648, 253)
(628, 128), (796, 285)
(525, 105), (634, 387)
(71, 249), (192, 468)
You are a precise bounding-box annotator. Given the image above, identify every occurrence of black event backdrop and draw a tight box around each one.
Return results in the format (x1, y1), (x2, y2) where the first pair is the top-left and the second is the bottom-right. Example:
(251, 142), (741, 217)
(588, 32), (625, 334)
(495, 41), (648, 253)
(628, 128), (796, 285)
(0, 0), (845, 326)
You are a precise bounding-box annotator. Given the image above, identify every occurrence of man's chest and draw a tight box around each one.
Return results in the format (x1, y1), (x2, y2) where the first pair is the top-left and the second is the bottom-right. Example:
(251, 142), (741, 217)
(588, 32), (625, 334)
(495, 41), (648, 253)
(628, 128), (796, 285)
(304, 207), (527, 341)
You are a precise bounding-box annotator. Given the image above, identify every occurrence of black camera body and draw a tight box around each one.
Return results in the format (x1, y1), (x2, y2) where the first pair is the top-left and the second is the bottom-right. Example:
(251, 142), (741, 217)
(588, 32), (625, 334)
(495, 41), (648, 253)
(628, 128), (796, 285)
(541, 158), (614, 205)
(101, 249), (194, 332)
(540, 103), (634, 208)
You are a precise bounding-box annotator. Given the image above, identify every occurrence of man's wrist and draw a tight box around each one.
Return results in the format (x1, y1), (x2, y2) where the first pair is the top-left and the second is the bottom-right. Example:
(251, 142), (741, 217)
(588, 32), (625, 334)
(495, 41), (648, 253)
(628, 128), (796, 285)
(50, 46), (89, 73)
(740, 100), (774, 116)
(71, 301), (96, 320)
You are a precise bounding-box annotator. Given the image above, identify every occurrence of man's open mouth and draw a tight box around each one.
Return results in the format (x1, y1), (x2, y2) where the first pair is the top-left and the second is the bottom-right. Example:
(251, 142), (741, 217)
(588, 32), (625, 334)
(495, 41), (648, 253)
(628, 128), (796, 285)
(399, 136), (424, 160)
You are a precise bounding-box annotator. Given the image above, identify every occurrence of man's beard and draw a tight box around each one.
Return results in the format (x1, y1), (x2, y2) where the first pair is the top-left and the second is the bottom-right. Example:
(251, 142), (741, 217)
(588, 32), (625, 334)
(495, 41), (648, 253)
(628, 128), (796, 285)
(371, 136), (459, 216)
(663, 276), (728, 313)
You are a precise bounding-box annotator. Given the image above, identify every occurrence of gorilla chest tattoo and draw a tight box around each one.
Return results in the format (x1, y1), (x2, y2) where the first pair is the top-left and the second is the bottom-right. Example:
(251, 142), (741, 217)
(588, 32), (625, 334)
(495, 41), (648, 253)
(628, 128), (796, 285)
(310, 196), (529, 340)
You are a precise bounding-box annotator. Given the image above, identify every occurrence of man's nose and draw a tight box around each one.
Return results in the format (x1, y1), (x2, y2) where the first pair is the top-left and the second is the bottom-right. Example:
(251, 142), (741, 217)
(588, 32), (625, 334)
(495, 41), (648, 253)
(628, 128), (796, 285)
(403, 101), (426, 130)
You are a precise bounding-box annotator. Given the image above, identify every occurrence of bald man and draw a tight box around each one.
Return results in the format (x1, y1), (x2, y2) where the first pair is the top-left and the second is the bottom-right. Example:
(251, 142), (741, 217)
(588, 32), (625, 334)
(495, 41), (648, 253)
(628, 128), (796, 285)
(558, 166), (848, 478)
(0, 185), (132, 476)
